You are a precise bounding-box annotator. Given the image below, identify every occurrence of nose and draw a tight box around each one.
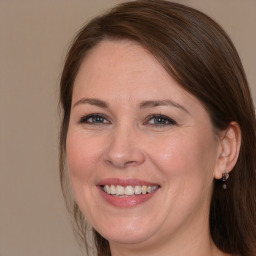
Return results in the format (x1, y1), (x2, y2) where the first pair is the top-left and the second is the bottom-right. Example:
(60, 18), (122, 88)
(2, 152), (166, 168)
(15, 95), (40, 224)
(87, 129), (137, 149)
(103, 125), (146, 169)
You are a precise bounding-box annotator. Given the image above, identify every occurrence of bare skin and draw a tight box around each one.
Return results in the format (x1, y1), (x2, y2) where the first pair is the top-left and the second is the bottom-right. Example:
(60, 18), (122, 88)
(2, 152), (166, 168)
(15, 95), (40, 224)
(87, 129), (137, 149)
(67, 39), (240, 256)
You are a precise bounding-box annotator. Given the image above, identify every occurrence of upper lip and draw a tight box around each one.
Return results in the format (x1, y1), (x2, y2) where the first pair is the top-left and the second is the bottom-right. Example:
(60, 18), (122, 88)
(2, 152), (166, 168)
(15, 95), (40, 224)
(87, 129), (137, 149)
(97, 178), (160, 187)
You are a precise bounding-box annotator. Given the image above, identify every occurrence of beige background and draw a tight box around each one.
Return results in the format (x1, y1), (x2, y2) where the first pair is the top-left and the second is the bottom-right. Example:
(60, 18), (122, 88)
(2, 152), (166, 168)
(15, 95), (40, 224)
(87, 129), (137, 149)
(1, 1), (255, 256)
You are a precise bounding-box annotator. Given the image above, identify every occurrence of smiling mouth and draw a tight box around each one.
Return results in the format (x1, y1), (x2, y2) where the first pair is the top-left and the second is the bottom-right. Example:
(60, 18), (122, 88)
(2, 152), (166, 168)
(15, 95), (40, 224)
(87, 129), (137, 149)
(101, 185), (159, 197)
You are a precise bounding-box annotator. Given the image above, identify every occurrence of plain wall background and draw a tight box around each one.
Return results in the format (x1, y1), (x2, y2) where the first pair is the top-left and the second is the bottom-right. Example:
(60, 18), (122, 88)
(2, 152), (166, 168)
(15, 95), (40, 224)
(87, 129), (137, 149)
(1, 1), (255, 255)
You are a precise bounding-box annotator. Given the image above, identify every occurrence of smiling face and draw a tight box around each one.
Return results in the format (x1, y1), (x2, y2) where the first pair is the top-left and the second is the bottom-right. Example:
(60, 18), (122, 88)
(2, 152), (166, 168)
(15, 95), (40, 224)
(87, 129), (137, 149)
(66, 40), (223, 252)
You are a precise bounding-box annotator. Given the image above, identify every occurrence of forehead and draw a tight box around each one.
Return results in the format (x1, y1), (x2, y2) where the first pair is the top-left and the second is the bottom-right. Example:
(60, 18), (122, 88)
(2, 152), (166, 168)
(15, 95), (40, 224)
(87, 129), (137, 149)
(75, 39), (167, 84)
(73, 39), (187, 101)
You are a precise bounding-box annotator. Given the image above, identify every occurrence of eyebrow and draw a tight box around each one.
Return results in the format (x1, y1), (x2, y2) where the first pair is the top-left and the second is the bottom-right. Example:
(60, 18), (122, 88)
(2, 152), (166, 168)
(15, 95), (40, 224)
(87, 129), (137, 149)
(139, 100), (189, 113)
(72, 98), (189, 113)
(72, 98), (109, 108)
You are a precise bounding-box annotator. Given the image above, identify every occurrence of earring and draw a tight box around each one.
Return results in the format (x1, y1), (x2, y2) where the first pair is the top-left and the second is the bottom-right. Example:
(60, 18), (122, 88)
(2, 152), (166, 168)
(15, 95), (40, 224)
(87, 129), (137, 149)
(222, 171), (229, 189)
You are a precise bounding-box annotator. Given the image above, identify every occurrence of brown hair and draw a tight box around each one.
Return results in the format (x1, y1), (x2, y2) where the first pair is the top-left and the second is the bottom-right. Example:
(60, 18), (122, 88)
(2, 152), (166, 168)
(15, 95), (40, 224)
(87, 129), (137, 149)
(59, 1), (256, 255)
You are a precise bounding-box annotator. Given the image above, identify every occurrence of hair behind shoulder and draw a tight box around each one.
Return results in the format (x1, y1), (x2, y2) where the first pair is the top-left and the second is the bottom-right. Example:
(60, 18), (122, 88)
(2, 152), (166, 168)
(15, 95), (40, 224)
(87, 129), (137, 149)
(59, 1), (256, 255)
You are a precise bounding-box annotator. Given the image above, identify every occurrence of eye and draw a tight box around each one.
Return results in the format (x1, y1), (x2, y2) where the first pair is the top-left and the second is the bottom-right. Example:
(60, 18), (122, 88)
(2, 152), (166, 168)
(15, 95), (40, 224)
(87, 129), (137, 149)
(146, 114), (176, 127)
(79, 114), (110, 124)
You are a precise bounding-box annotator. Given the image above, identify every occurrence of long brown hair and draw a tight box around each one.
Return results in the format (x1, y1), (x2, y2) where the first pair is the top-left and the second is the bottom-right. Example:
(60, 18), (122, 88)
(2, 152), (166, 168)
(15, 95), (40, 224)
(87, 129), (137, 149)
(59, 1), (256, 255)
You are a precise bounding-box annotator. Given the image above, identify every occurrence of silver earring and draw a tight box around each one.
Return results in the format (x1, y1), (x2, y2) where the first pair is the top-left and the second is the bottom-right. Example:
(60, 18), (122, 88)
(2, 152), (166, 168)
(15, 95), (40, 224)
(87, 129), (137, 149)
(222, 171), (229, 189)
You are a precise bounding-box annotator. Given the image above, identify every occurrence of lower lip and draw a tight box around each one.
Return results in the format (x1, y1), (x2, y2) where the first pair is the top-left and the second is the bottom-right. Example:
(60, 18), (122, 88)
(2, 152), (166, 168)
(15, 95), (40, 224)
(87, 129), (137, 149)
(97, 186), (159, 208)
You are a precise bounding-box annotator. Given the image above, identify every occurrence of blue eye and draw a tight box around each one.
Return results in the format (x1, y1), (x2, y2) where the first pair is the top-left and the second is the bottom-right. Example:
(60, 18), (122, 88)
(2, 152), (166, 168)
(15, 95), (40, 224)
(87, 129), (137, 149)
(147, 114), (176, 127)
(79, 114), (110, 124)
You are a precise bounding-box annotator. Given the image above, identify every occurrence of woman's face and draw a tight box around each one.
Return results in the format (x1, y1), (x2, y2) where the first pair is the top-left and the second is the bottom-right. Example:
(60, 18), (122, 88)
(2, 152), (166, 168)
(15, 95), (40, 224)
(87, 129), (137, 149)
(66, 40), (222, 249)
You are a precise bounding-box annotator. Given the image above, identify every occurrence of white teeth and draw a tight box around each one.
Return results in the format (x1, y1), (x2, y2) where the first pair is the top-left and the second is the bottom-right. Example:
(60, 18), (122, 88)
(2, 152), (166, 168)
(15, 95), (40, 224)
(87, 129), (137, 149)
(142, 185), (147, 194)
(102, 185), (159, 196)
(110, 185), (116, 195)
(134, 185), (142, 195)
(125, 186), (134, 196)
(116, 185), (124, 196)
(106, 185), (111, 194)
(152, 185), (158, 192)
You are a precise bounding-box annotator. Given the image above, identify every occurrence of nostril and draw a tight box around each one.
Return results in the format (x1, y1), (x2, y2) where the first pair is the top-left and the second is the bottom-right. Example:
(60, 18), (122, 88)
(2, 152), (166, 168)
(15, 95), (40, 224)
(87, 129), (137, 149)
(105, 160), (113, 166)
(124, 161), (137, 167)
(104, 159), (139, 168)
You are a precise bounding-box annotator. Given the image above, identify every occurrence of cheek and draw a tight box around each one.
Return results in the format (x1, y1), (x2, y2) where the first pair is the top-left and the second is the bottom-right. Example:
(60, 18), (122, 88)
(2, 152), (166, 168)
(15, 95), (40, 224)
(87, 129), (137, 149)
(149, 132), (217, 221)
(66, 130), (104, 219)
(148, 131), (217, 187)
(66, 130), (103, 181)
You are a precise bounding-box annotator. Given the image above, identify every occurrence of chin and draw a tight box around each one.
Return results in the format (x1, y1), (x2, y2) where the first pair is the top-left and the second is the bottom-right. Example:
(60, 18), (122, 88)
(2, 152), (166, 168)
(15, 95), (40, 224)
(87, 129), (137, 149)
(100, 228), (154, 245)
(93, 216), (159, 245)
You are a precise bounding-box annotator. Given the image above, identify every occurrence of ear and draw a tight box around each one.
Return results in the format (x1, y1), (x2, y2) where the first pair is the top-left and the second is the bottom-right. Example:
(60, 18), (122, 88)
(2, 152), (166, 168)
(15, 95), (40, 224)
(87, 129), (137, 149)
(214, 122), (241, 179)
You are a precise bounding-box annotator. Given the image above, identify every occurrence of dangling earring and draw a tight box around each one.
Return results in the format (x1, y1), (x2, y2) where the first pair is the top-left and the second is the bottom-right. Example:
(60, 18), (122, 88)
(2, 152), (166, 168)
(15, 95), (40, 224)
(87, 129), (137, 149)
(222, 171), (229, 189)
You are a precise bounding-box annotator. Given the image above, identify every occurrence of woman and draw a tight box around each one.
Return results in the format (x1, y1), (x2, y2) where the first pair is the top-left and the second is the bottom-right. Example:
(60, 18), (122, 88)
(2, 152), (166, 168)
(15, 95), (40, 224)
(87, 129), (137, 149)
(59, 1), (256, 255)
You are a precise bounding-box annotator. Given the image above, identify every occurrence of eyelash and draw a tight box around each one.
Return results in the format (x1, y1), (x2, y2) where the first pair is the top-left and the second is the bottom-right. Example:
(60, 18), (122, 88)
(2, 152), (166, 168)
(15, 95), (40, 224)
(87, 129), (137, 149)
(79, 113), (109, 125)
(145, 114), (177, 127)
(78, 113), (177, 127)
